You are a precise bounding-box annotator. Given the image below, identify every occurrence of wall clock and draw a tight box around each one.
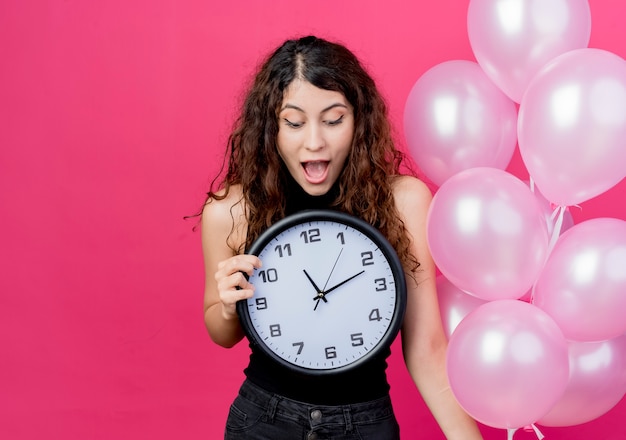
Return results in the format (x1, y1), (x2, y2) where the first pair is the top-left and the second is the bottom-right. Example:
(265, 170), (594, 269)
(237, 209), (407, 375)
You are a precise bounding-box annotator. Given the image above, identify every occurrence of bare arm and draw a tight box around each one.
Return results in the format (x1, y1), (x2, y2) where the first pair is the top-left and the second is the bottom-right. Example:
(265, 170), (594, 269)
(394, 176), (483, 439)
(201, 187), (261, 348)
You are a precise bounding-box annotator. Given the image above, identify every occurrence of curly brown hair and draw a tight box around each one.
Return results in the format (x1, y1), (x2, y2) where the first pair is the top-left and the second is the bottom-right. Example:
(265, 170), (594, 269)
(206, 35), (418, 272)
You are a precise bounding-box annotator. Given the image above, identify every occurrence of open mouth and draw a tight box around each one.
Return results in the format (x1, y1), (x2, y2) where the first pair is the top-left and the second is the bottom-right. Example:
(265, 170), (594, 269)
(302, 161), (329, 183)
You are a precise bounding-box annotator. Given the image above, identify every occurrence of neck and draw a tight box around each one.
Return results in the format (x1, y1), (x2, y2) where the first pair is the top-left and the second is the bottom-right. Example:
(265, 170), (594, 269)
(284, 173), (339, 216)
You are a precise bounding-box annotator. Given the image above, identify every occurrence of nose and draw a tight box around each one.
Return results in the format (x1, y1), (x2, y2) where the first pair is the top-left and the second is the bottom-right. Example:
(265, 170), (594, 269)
(304, 123), (325, 151)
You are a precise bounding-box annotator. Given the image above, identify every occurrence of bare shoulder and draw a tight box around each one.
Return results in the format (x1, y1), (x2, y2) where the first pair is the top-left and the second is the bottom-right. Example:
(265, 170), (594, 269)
(201, 185), (245, 226)
(391, 175), (433, 215)
(201, 185), (247, 252)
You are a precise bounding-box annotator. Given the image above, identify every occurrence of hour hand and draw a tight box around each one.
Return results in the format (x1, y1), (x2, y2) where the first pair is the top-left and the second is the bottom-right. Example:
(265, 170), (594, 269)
(303, 270), (326, 303)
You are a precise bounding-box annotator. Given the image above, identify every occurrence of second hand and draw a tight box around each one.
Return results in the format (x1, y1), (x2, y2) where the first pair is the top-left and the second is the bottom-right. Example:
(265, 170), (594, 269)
(323, 248), (344, 291)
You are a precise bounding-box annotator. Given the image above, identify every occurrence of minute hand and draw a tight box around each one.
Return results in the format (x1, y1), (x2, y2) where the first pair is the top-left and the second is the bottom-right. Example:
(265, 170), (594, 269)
(312, 270), (365, 301)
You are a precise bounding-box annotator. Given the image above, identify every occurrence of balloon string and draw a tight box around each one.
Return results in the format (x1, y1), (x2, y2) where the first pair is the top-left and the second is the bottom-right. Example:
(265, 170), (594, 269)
(547, 205), (566, 255)
(529, 424), (545, 439)
(506, 424), (545, 440)
(528, 177), (564, 253)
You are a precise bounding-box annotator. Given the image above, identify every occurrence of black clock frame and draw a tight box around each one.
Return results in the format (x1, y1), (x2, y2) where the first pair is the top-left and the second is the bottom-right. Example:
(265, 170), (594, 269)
(236, 209), (407, 375)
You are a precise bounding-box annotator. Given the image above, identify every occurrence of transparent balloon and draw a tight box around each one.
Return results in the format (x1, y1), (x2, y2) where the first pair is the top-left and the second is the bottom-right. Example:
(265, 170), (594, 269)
(533, 218), (626, 342)
(404, 60), (517, 187)
(437, 275), (487, 340)
(427, 167), (550, 300)
(538, 334), (626, 427)
(467, 0), (591, 103)
(447, 300), (569, 429)
(518, 48), (626, 206)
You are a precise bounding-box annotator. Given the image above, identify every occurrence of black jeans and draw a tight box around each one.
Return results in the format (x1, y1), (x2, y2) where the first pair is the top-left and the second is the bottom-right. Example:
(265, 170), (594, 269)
(224, 379), (400, 440)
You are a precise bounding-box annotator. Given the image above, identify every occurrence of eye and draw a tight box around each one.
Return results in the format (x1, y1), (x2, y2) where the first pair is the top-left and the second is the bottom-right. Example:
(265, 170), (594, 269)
(325, 115), (344, 126)
(283, 118), (303, 128)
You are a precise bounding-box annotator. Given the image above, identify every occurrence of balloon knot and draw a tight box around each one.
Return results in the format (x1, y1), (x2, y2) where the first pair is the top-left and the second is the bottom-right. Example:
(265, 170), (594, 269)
(506, 424), (545, 440)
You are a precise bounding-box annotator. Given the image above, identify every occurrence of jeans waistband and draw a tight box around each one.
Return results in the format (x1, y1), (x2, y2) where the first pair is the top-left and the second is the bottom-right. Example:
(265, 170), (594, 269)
(238, 379), (394, 428)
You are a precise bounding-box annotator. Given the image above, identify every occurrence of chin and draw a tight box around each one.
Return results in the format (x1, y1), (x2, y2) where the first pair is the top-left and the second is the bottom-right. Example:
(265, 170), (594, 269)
(304, 188), (329, 197)
(302, 183), (332, 197)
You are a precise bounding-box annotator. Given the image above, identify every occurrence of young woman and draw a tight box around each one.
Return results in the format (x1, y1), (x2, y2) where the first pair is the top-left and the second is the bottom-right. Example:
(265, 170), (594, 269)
(201, 35), (483, 439)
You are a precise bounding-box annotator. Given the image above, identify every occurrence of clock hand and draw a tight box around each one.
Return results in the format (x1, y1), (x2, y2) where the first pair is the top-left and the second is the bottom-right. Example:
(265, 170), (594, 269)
(322, 248), (344, 291)
(303, 269), (327, 303)
(312, 270), (365, 301)
(312, 248), (344, 311)
(313, 297), (322, 311)
(325, 270), (365, 295)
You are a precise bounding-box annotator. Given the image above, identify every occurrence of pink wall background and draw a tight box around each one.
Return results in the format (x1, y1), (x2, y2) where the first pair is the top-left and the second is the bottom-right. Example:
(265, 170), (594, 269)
(1, 1), (625, 439)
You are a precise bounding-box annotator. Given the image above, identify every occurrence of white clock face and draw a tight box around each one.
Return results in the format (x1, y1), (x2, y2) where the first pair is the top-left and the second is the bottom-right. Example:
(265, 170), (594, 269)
(239, 210), (406, 374)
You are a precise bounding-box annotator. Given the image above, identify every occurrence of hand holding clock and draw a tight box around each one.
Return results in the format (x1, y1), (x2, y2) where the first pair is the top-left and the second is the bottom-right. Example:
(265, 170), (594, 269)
(214, 254), (262, 320)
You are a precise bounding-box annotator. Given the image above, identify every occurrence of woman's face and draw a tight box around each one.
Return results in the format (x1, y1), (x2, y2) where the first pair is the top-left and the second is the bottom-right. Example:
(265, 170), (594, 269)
(277, 80), (354, 196)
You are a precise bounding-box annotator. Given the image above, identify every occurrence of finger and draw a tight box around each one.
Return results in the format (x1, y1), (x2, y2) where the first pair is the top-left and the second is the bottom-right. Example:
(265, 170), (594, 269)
(217, 255), (262, 277)
(216, 270), (249, 294)
(220, 285), (254, 305)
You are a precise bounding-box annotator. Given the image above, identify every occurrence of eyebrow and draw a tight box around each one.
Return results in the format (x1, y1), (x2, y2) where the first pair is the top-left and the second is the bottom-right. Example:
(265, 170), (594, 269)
(279, 103), (349, 113)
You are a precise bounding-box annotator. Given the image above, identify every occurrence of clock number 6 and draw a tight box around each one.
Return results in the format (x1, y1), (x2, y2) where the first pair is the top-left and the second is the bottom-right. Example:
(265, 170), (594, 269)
(325, 346), (337, 359)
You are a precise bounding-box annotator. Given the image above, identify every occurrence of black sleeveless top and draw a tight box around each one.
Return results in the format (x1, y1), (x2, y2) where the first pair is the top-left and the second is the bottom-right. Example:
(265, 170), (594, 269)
(243, 176), (393, 405)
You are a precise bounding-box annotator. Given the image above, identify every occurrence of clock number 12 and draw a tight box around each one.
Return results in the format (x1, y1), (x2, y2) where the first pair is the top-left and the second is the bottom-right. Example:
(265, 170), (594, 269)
(300, 228), (321, 244)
